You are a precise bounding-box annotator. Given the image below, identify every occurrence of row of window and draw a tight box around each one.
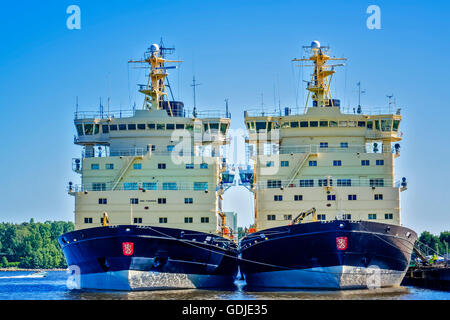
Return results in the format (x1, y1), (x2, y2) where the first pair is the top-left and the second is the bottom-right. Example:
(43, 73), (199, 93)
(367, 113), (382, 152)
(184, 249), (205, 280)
(266, 213), (394, 221)
(77, 122), (229, 136)
(90, 163), (209, 170)
(98, 197), (198, 205)
(84, 216), (211, 224)
(247, 119), (399, 132)
(273, 194), (384, 201)
(266, 159), (384, 167)
(91, 182), (209, 191)
(267, 178), (385, 188)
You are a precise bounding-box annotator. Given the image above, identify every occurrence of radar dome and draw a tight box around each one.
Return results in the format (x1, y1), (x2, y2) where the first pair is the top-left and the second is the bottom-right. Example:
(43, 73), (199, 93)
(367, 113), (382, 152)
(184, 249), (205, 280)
(150, 43), (160, 52)
(311, 40), (320, 49)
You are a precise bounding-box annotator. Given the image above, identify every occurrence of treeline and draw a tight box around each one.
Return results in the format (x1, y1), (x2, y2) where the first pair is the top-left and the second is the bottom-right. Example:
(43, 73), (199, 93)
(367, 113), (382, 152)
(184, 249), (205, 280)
(0, 220), (74, 269)
(418, 231), (449, 256)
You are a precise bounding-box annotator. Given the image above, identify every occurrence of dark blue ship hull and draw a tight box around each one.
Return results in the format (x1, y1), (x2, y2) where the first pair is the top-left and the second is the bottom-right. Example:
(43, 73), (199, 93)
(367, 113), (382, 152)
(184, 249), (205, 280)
(239, 220), (417, 289)
(58, 225), (238, 290)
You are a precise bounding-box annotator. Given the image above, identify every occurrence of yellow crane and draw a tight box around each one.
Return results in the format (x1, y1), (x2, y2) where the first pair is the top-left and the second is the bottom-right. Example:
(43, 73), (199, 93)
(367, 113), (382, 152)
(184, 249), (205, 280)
(289, 208), (317, 225)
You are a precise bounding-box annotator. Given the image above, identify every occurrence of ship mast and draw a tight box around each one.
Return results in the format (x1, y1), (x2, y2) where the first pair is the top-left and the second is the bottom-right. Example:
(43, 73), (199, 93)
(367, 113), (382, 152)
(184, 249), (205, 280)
(293, 41), (346, 109)
(128, 43), (182, 115)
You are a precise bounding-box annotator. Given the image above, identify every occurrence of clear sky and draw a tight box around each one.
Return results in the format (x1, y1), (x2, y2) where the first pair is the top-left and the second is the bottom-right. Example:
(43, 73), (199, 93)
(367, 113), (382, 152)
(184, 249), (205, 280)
(0, 0), (448, 235)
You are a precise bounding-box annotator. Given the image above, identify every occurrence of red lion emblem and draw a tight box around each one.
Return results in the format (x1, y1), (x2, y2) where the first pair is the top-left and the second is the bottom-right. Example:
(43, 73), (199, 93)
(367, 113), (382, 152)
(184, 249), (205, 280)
(336, 237), (347, 251)
(122, 242), (134, 256)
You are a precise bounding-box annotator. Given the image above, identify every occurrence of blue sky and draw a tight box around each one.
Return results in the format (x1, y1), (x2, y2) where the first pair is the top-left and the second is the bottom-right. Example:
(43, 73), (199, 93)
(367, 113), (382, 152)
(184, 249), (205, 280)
(0, 0), (448, 235)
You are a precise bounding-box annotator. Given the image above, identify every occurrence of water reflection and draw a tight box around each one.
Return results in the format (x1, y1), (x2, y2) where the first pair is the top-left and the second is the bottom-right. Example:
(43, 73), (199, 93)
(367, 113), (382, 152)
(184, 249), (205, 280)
(64, 279), (413, 300)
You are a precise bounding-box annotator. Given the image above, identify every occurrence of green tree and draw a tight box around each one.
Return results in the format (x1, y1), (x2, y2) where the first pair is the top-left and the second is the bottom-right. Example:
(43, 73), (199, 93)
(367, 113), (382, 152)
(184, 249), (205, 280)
(1, 256), (8, 267)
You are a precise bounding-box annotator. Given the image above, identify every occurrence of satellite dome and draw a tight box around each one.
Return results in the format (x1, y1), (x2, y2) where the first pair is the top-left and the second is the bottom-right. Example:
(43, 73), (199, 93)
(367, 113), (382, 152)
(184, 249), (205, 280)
(311, 40), (320, 49)
(150, 43), (160, 52)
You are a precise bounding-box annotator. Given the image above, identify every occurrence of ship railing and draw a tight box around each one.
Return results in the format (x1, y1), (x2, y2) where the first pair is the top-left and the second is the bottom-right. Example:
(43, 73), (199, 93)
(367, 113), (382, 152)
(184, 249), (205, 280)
(68, 181), (213, 192)
(255, 178), (398, 190)
(74, 110), (135, 120)
(82, 147), (218, 158)
(248, 144), (392, 156)
(244, 106), (401, 117)
(74, 109), (231, 120)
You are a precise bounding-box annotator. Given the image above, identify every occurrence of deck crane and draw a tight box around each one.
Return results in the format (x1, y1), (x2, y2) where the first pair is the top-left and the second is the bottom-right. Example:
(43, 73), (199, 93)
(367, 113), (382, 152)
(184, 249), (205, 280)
(289, 208), (317, 225)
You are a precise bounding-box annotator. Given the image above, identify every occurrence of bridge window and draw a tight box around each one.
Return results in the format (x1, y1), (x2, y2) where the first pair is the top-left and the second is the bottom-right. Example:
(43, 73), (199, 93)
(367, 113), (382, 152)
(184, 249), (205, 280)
(184, 217), (193, 223)
(166, 123), (175, 130)
(375, 120), (380, 130)
(159, 217), (168, 223)
(102, 125), (109, 133)
(148, 123), (155, 130)
(358, 121), (366, 127)
(128, 124), (136, 130)
(320, 142), (328, 148)
(274, 195), (283, 201)
(290, 121), (299, 128)
(255, 122), (267, 131)
(393, 120), (400, 131)
(91, 164), (99, 170)
(319, 121), (328, 127)
(137, 124), (146, 130)
(348, 121), (356, 127)
(157, 124), (165, 130)
(385, 213), (393, 220)
(109, 124), (117, 131)
(119, 124), (127, 131)
(310, 121), (318, 127)
(339, 121), (348, 127)
(167, 145), (175, 152)
(220, 123), (228, 135)
(105, 163), (114, 170)
(84, 124), (93, 135)
(368, 214), (377, 220)
(367, 121), (373, 130)
(201, 217), (209, 223)
(381, 119), (392, 131)
(76, 124), (84, 136)
(330, 121), (338, 127)
(186, 163), (194, 169)
(300, 121), (308, 127)
(376, 159), (384, 166)
(176, 123), (185, 130)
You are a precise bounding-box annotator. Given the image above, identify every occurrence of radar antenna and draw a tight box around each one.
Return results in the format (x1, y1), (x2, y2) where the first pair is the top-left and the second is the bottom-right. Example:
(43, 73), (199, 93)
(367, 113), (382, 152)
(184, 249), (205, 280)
(293, 40), (346, 111)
